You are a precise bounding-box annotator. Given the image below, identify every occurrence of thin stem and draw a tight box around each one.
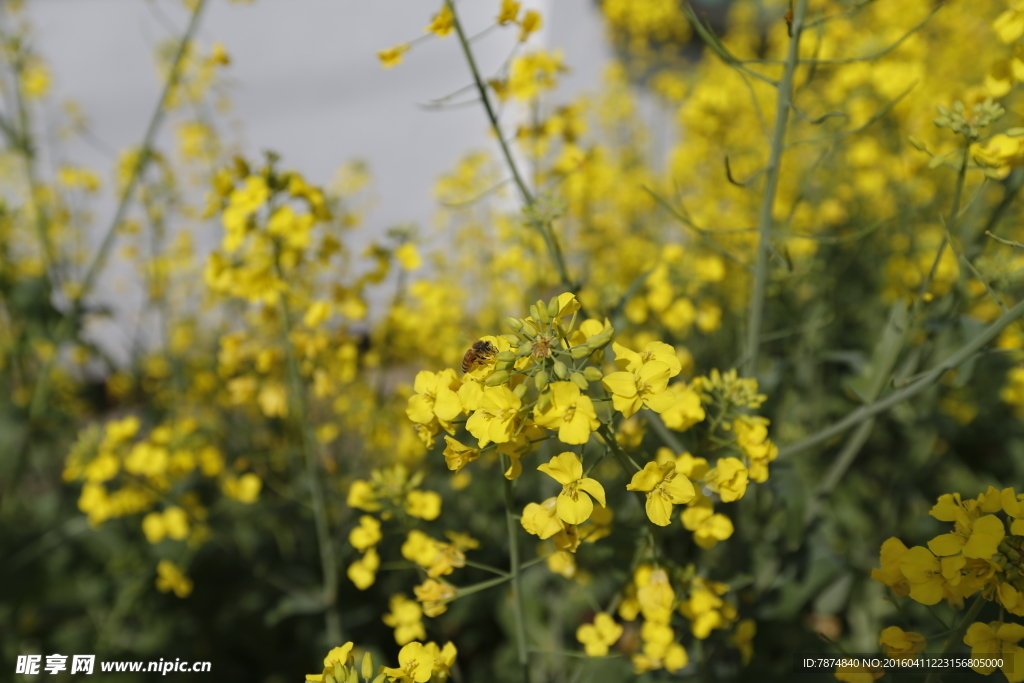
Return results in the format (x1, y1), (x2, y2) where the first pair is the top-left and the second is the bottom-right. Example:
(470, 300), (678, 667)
(778, 296), (1024, 459)
(446, 0), (575, 294)
(454, 573), (513, 598)
(278, 289), (342, 646)
(744, 0), (808, 378)
(502, 461), (532, 683)
(80, 0), (206, 302)
(447, 0), (531, 205)
(9, 47), (57, 280)
(464, 559), (510, 577)
(923, 595), (985, 683)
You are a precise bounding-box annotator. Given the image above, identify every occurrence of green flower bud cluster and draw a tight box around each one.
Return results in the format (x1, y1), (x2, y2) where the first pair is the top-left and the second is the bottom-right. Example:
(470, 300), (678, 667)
(492, 293), (614, 418)
(934, 98), (1004, 141)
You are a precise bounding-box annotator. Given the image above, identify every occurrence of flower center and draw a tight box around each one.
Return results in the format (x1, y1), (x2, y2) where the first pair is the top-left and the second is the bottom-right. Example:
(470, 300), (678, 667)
(563, 481), (581, 501)
(563, 404), (577, 422)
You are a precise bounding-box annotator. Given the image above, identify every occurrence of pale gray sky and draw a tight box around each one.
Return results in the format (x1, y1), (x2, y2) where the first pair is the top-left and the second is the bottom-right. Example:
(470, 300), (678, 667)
(25, 0), (611, 359)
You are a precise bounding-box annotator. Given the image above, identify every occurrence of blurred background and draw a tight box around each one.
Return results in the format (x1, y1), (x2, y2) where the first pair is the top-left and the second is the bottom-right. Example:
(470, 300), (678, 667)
(5, 0), (1024, 682)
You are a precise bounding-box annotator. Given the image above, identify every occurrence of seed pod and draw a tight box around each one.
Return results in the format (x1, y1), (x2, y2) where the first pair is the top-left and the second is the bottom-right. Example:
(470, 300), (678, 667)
(485, 370), (510, 386)
(496, 351), (516, 363)
(571, 372), (589, 390)
(535, 369), (549, 391)
(513, 383), (528, 399)
(570, 346), (591, 360)
(553, 361), (568, 379)
(505, 316), (524, 332)
(583, 366), (603, 382)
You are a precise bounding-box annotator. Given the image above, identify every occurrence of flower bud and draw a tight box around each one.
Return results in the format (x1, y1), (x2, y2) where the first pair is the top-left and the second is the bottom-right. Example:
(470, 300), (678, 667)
(583, 366), (603, 382)
(496, 351), (516, 363)
(334, 661), (345, 683)
(553, 361), (568, 379)
(535, 369), (549, 390)
(513, 383), (528, 399)
(505, 316), (524, 332)
(570, 372), (589, 390)
(585, 327), (614, 350)
(529, 304), (541, 322)
(517, 344), (534, 356)
(501, 334), (520, 346)
(537, 389), (552, 412)
(361, 653), (374, 680)
(325, 673), (338, 683)
(536, 300), (552, 323)
(372, 675), (386, 683)
(485, 370), (510, 386)
(496, 360), (514, 371)
(547, 296), (562, 319)
(345, 667), (358, 683)
(570, 346), (591, 360)
(522, 319), (539, 336)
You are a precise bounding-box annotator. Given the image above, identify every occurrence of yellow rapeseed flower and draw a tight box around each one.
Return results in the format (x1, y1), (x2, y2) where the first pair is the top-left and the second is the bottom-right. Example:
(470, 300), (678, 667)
(537, 452), (606, 525)
(576, 612), (623, 656)
(964, 621), (1024, 681)
(382, 642), (435, 683)
(497, 0), (520, 25)
(383, 594), (426, 645)
(349, 515), (382, 551)
(899, 546), (945, 605)
(519, 9), (542, 41)
(879, 626), (925, 657)
(602, 361), (675, 418)
(426, 5), (454, 37)
(532, 381), (599, 444)
(627, 461), (695, 526)
(378, 43), (410, 69)
(347, 548), (380, 590)
(155, 559), (193, 598)
(704, 457), (748, 502)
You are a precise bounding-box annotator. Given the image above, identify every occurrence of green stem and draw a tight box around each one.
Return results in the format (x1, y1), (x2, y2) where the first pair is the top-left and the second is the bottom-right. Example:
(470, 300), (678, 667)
(743, 0), (808, 378)
(597, 424), (641, 472)
(78, 0), (207, 302)
(9, 50), (56, 280)
(278, 290), (342, 646)
(502, 458), (532, 683)
(447, 0), (532, 206)
(446, 0), (575, 294)
(454, 573), (513, 599)
(923, 594), (985, 683)
(464, 559), (510, 577)
(778, 295), (1024, 459)
(804, 144), (972, 515)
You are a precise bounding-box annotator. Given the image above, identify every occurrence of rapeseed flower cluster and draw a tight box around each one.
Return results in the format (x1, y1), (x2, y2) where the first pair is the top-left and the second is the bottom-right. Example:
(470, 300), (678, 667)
(869, 487), (1024, 681)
